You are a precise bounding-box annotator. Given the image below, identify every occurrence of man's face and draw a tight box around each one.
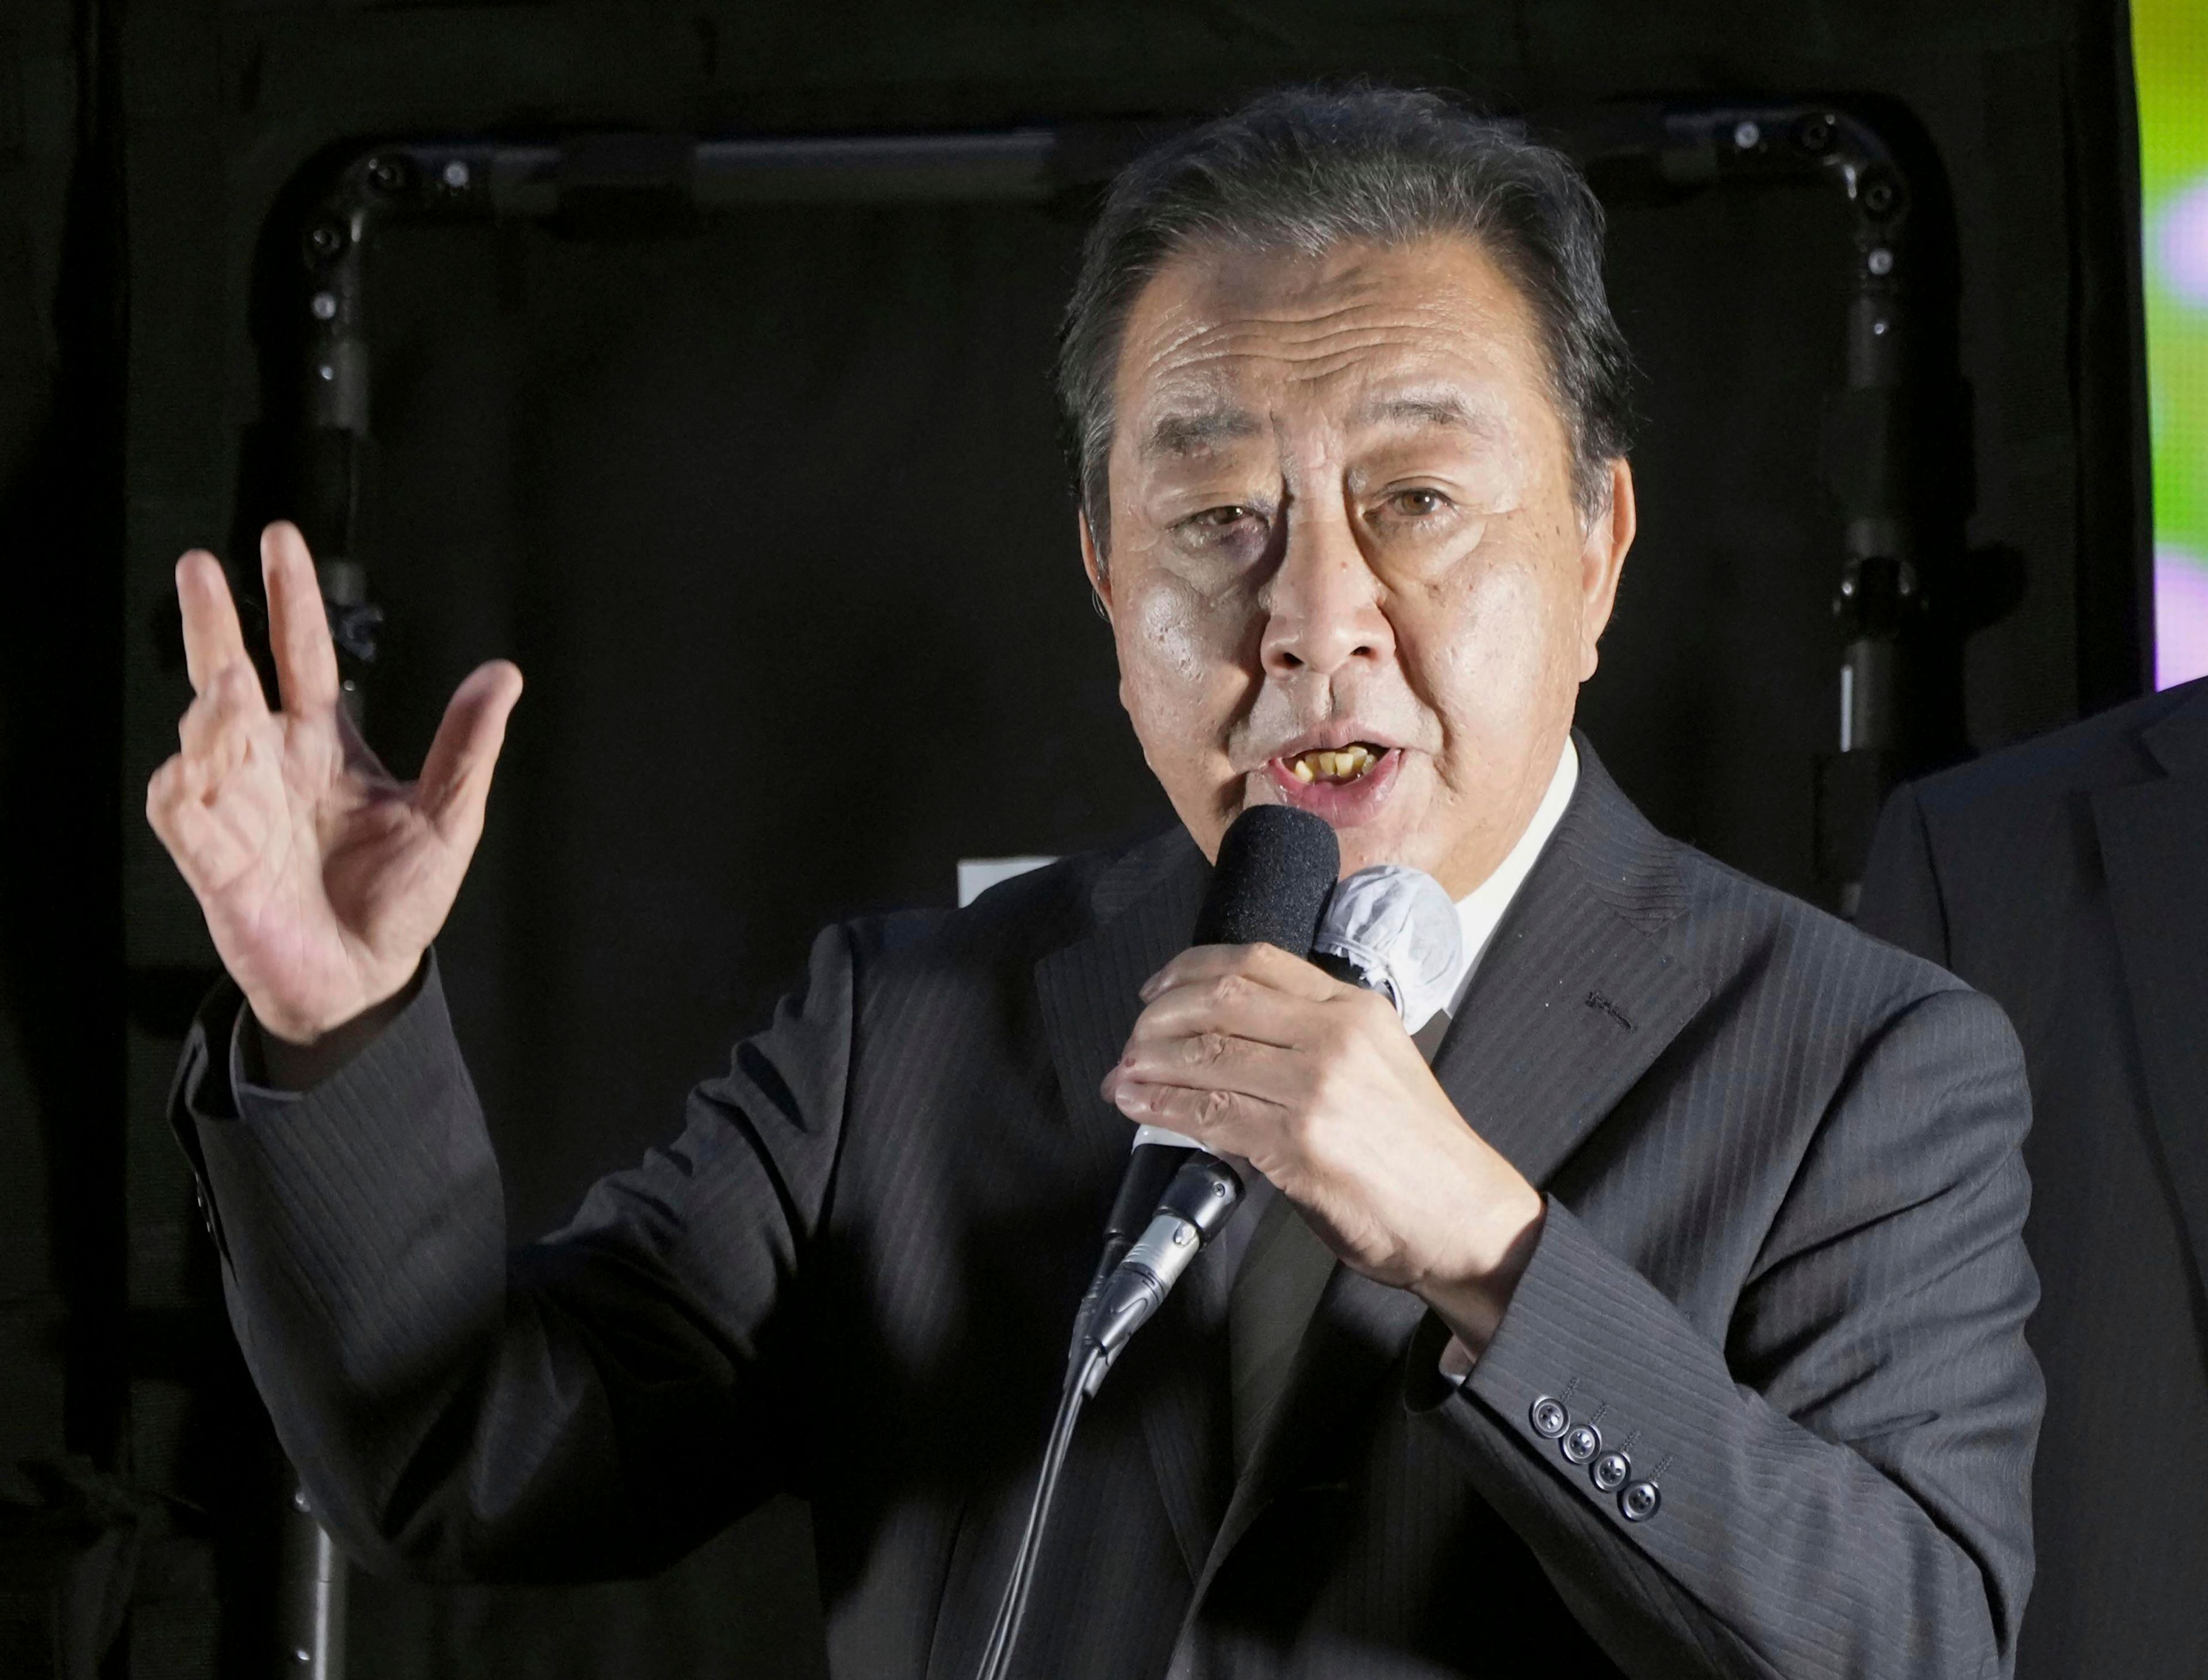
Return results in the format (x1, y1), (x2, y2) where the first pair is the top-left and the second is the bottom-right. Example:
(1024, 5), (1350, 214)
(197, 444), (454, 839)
(1082, 234), (1635, 896)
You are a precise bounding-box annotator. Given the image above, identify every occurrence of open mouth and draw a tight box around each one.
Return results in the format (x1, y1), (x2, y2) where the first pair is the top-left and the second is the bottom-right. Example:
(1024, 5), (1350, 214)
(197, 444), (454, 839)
(1283, 742), (1387, 784)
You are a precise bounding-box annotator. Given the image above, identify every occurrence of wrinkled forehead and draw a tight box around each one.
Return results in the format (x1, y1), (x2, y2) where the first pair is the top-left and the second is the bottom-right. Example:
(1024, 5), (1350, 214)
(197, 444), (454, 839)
(1110, 234), (1558, 469)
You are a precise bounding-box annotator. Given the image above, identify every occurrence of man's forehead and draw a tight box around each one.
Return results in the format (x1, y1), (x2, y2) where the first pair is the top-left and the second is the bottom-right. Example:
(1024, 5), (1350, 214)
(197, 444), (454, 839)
(1117, 239), (1539, 462)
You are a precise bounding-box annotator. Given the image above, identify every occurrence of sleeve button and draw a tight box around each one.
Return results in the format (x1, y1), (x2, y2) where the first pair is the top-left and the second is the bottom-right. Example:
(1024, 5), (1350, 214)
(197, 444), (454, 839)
(1620, 1480), (1661, 1522)
(1590, 1450), (1631, 1493)
(1529, 1396), (1569, 1439)
(1560, 1422), (1602, 1465)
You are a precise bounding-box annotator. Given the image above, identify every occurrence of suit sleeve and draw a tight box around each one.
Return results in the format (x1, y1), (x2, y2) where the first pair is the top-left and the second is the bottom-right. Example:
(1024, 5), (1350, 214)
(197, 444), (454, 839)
(1409, 985), (2041, 1680)
(167, 927), (856, 1583)
(1857, 783), (1954, 966)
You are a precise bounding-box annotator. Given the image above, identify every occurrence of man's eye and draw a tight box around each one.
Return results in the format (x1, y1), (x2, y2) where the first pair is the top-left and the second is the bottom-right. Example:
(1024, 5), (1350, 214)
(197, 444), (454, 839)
(1180, 504), (1263, 540)
(1385, 489), (1450, 517)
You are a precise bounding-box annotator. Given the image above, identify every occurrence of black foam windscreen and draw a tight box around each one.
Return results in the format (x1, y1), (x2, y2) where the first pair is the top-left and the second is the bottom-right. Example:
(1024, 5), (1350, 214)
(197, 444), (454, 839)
(1191, 804), (1341, 956)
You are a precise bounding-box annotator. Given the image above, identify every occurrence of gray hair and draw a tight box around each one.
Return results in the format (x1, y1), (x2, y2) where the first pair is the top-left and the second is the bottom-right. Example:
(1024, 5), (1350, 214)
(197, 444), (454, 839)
(1056, 85), (1636, 557)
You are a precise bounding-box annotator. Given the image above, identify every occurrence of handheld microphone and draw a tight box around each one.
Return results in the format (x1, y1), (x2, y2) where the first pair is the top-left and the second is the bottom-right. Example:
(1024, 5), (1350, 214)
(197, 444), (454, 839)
(980, 823), (1446, 1680)
(1071, 804), (1340, 1390)
(984, 807), (1340, 1680)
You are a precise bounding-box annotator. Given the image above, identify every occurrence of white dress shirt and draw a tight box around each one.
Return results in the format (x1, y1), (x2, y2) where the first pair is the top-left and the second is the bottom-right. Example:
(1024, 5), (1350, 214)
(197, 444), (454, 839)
(1423, 736), (1581, 1030)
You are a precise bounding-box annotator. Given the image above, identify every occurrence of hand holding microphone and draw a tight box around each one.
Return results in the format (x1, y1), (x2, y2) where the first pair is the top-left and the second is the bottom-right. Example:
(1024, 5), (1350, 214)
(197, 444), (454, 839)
(986, 806), (1544, 1680)
(1103, 824), (1546, 1359)
(1070, 804), (1341, 1384)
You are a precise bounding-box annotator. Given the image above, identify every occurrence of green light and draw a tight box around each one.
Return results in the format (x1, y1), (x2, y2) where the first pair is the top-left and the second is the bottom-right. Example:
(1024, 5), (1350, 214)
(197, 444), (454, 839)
(2136, 0), (2208, 686)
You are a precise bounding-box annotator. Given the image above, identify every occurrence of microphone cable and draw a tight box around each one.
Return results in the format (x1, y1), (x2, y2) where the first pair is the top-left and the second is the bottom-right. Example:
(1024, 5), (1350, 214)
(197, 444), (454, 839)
(975, 1148), (1243, 1680)
(972, 1344), (1106, 1680)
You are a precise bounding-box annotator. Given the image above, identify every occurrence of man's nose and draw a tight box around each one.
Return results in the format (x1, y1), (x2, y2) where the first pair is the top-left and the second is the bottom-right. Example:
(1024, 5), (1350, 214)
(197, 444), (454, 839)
(1259, 505), (1393, 680)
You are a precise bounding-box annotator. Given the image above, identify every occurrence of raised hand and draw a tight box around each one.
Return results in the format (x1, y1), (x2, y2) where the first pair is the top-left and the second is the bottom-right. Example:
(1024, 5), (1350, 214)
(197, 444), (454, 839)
(145, 521), (523, 1049)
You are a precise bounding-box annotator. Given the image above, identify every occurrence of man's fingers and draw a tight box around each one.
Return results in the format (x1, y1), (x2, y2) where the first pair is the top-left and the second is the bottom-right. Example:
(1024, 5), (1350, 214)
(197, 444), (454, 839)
(1140, 940), (1344, 1004)
(1113, 1029), (1302, 1104)
(417, 659), (524, 840)
(177, 550), (250, 696)
(158, 662), (273, 881)
(145, 754), (197, 856)
(262, 521), (342, 714)
(145, 753), (195, 834)
(145, 754), (254, 891)
(1121, 973), (1308, 1053)
(177, 659), (269, 766)
(1109, 1076), (1271, 1153)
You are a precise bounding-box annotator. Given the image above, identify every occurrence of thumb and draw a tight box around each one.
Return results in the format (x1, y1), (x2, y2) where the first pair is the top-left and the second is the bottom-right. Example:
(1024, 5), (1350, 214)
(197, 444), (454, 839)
(418, 659), (524, 842)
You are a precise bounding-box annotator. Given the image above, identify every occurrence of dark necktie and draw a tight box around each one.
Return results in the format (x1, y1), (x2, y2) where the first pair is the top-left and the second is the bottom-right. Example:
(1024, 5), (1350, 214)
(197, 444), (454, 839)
(1227, 1005), (1452, 1478)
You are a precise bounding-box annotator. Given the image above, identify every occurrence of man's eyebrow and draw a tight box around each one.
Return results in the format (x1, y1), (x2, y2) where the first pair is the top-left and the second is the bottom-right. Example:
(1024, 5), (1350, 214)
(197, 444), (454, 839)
(1355, 392), (1498, 436)
(1139, 406), (1262, 461)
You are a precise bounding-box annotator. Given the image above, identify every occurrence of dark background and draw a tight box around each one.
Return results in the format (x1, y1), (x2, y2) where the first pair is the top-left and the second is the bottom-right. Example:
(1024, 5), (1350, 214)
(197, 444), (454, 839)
(0, 2), (2149, 1676)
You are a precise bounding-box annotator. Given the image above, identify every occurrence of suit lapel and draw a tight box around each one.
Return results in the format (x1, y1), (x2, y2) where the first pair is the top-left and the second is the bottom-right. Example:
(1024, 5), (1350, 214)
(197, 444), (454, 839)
(1033, 827), (1230, 1578)
(1185, 742), (1713, 1608)
(1429, 745), (1712, 1190)
(2094, 682), (2208, 1309)
(1033, 829), (1203, 1191)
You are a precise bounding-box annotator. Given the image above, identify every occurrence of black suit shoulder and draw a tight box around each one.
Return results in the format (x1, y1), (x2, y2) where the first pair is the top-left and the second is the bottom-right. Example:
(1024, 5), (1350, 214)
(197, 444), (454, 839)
(1912, 675), (2205, 822)
(809, 826), (1195, 1244)
(1861, 676), (2208, 972)
(834, 823), (1187, 1013)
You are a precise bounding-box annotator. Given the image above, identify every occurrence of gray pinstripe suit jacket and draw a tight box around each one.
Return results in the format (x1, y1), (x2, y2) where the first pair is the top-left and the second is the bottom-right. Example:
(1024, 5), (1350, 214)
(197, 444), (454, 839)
(172, 738), (2041, 1678)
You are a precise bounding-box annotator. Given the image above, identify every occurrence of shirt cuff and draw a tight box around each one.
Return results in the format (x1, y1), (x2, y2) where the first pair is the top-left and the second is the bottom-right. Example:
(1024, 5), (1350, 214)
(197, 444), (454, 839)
(1438, 1333), (1478, 1387)
(229, 1003), (304, 1110)
(1404, 1304), (1486, 1411)
(224, 956), (434, 1107)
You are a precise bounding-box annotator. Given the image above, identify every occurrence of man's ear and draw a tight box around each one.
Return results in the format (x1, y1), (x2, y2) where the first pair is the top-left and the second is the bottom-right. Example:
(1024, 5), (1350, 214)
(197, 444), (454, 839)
(1078, 509), (1113, 623)
(1577, 459), (1636, 681)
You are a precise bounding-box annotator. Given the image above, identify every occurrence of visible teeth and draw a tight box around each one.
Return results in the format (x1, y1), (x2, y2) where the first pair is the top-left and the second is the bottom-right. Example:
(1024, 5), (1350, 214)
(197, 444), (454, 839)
(1290, 743), (1380, 783)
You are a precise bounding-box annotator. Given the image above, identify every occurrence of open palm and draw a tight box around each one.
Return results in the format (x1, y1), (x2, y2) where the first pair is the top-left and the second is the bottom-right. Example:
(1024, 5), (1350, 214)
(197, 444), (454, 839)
(145, 522), (523, 1046)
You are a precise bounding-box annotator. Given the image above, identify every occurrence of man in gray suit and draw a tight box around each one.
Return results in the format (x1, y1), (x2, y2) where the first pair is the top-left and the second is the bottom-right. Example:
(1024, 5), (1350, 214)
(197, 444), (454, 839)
(149, 89), (2040, 1677)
